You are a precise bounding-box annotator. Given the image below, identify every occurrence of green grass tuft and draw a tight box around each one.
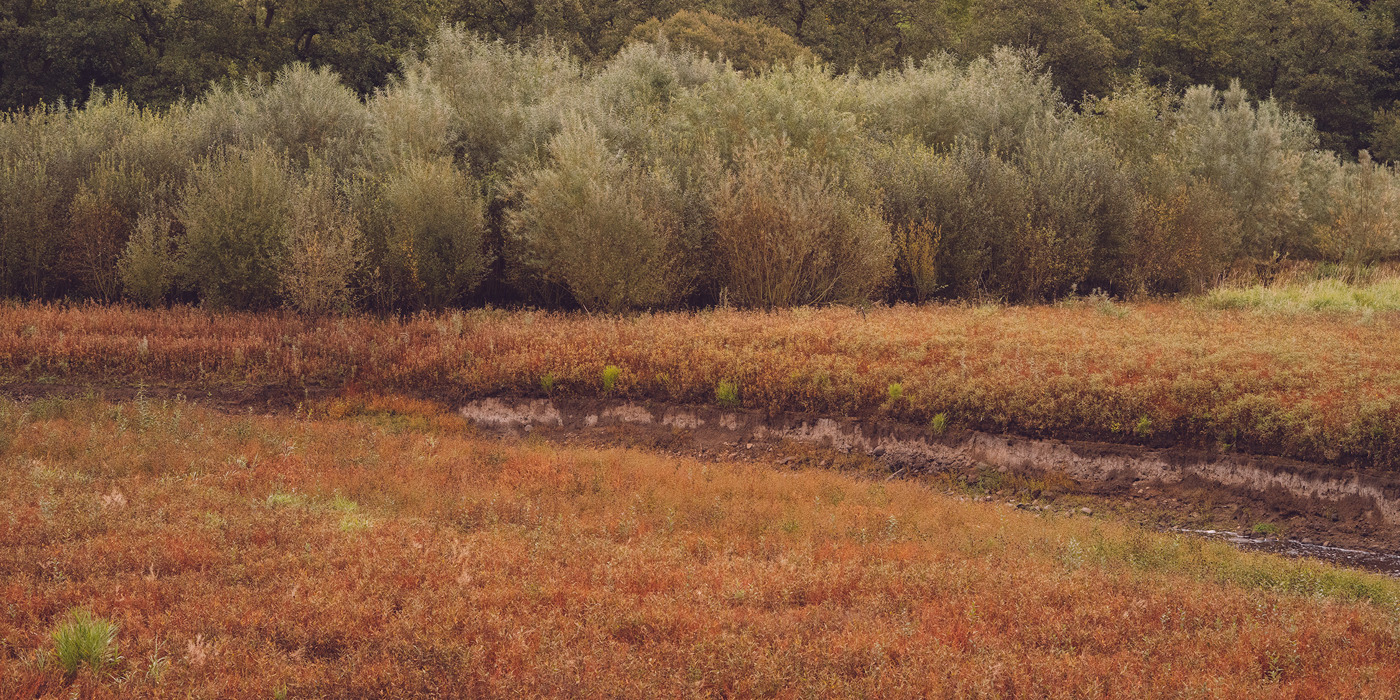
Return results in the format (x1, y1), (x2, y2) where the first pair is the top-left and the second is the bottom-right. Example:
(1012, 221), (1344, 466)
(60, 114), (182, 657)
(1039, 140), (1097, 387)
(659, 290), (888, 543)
(716, 380), (740, 408)
(52, 609), (120, 677)
(602, 365), (622, 394)
(930, 412), (948, 436)
(1201, 276), (1400, 313)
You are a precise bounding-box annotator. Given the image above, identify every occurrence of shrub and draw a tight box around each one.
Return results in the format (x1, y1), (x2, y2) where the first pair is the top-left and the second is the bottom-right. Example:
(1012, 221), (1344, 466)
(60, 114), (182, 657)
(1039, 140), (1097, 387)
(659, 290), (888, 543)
(186, 65), (369, 169)
(1008, 119), (1132, 300)
(411, 27), (580, 175)
(894, 143), (1028, 298)
(52, 609), (120, 677)
(861, 49), (1062, 152)
(118, 212), (179, 305)
(627, 11), (811, 73)
(365, 157), (490, 310)
(281, 167), (364, 314)
(675, 61), (864, 168)
(1124, 180), (1238, 294)
(707, 138), (892, 307)
(716, 380), (739, 407)
(367, 70), (455, 165)
(589, 40), (719, 121)
(1316, 151), (1400, 268)
(1173, 82), (1318, 260)
(63, 157), (154, 300)
(602, 365), (622, 393)
(887, 382), (904, 402)
(930, 412), (949, 436)
(254, 64), (369, 169)
(507, 119), (690, 311)
(177, 146), (294, 309)
(893, 219), (944, 302)
(0, 149), (61, 298)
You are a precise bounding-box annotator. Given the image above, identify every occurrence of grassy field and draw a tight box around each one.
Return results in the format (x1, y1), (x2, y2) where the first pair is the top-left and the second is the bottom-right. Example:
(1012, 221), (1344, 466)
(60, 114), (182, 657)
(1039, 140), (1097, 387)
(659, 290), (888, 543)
(1201, 276), (1400, 314)
(4, 300), (1400, 469)
(2, 395), (1398, 697)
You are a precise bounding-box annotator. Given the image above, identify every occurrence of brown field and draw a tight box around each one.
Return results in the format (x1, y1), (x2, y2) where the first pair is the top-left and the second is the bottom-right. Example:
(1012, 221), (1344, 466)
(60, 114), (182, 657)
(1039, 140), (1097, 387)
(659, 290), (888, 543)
(2, 395), (1399, 697)
(3, 301), (1399, 469)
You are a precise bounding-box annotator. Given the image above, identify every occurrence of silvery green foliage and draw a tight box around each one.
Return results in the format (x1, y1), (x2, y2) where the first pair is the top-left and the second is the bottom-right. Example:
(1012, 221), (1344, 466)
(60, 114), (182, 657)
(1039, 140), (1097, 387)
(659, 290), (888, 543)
(1317, 151), (1400, 266)
(184, 64), (370, 171)
(365, 157), (491, 310)
(672, 59), (865, 169)
(177, 146), (295, 310)
(405, 27), (582, 176)
(367, 68), (456, 165)
(1173, 81), (1317, 259)
(9, 28), (1400, 309)
(507, 118), (690, 311)
(860, 48), (1062, 151)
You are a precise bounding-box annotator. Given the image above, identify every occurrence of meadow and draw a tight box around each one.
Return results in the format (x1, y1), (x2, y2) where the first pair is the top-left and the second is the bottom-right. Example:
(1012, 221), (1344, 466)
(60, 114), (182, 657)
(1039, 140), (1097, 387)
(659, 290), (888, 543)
(4, 296), (1400, 471)
(2, 394), (1398, 697)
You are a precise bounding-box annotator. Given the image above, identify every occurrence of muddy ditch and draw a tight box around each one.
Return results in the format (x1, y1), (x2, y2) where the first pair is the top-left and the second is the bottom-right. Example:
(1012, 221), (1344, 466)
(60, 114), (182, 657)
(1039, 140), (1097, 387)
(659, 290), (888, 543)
(462, 396), (1400, 576)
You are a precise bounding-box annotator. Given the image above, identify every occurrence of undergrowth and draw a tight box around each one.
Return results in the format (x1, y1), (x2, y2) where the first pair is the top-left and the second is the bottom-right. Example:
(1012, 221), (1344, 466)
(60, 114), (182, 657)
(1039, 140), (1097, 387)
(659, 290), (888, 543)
(2, 396), (1398, 696)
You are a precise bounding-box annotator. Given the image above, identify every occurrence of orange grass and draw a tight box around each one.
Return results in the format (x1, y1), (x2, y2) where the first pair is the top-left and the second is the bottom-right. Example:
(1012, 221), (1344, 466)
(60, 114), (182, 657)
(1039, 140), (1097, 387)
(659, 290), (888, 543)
(2, 301), (1400, 468)
(1, 396), (1399, 697)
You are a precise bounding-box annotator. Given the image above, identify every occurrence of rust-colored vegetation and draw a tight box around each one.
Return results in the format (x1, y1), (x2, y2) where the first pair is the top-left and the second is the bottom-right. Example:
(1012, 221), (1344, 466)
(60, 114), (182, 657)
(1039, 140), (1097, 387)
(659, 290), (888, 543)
(2, 395), (1398, 697)
(3, 301), (1399, 469)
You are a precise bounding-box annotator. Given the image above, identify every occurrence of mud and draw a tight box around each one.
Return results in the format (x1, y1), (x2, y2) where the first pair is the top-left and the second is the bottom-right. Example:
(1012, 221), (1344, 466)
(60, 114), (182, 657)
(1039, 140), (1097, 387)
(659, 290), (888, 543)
(460, 396), (1400, 575)
(1173, 529), (1400, 577)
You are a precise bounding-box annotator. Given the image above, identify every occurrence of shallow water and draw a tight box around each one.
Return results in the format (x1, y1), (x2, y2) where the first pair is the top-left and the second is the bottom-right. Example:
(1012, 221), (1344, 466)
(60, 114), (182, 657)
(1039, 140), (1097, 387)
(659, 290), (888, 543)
(1173, 528), (1400, 577)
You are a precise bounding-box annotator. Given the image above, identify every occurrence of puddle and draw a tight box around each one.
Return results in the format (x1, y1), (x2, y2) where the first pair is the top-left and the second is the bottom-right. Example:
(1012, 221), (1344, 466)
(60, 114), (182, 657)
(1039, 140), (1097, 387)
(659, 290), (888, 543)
(1174, 528), (1400, 577)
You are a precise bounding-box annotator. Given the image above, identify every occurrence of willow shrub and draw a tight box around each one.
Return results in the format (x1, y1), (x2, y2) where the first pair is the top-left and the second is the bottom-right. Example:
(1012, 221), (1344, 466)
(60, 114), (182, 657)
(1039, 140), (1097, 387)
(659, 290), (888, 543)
(177, 146), (294, 310)
(411, 28), (581, 175)
(1317, 151), (1400, 268)
(507, 120), (690, 311)
(361, 157), (490, 311)
(117, 212), (178, 306)
(282, 166), (363, 314)
(708, 138), (891, 307)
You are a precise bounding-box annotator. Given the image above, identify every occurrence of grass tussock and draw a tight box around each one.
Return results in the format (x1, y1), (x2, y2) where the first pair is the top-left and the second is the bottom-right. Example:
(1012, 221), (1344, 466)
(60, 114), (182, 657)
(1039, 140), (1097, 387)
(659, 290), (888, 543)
(1, 396), (1398, 696)
(1202, 273), (1400, 314)
(5, 302), (1400, 469)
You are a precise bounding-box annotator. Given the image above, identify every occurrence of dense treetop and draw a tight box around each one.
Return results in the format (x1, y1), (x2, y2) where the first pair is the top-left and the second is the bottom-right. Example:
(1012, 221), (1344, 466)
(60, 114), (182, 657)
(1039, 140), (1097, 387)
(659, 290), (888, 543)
(6, 0), (1400, 158)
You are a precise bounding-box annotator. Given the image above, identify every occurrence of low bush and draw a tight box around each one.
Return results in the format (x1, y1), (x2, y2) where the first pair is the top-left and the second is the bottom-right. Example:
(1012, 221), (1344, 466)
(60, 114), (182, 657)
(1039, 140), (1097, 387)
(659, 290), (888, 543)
(508, 120), (689, 311)
(177, 146), (294, 310)
(2, 27), (1399, 311)
(364, 157), (490, 310)
(708, 138), (891, 307)
(281, 167), (363, 314)
(117, 212), (178, 305)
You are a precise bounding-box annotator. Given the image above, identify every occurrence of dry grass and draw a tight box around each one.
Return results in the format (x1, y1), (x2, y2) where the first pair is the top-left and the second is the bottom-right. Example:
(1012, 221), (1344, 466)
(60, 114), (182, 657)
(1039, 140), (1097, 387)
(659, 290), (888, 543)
(1, 395), (1398, 697)
(4, 301), (1400, 469)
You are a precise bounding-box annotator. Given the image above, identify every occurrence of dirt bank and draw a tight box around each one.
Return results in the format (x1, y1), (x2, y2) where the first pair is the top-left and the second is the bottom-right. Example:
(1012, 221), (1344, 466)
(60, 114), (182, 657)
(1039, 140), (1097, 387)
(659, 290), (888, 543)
(461, 396), (1400, 573)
